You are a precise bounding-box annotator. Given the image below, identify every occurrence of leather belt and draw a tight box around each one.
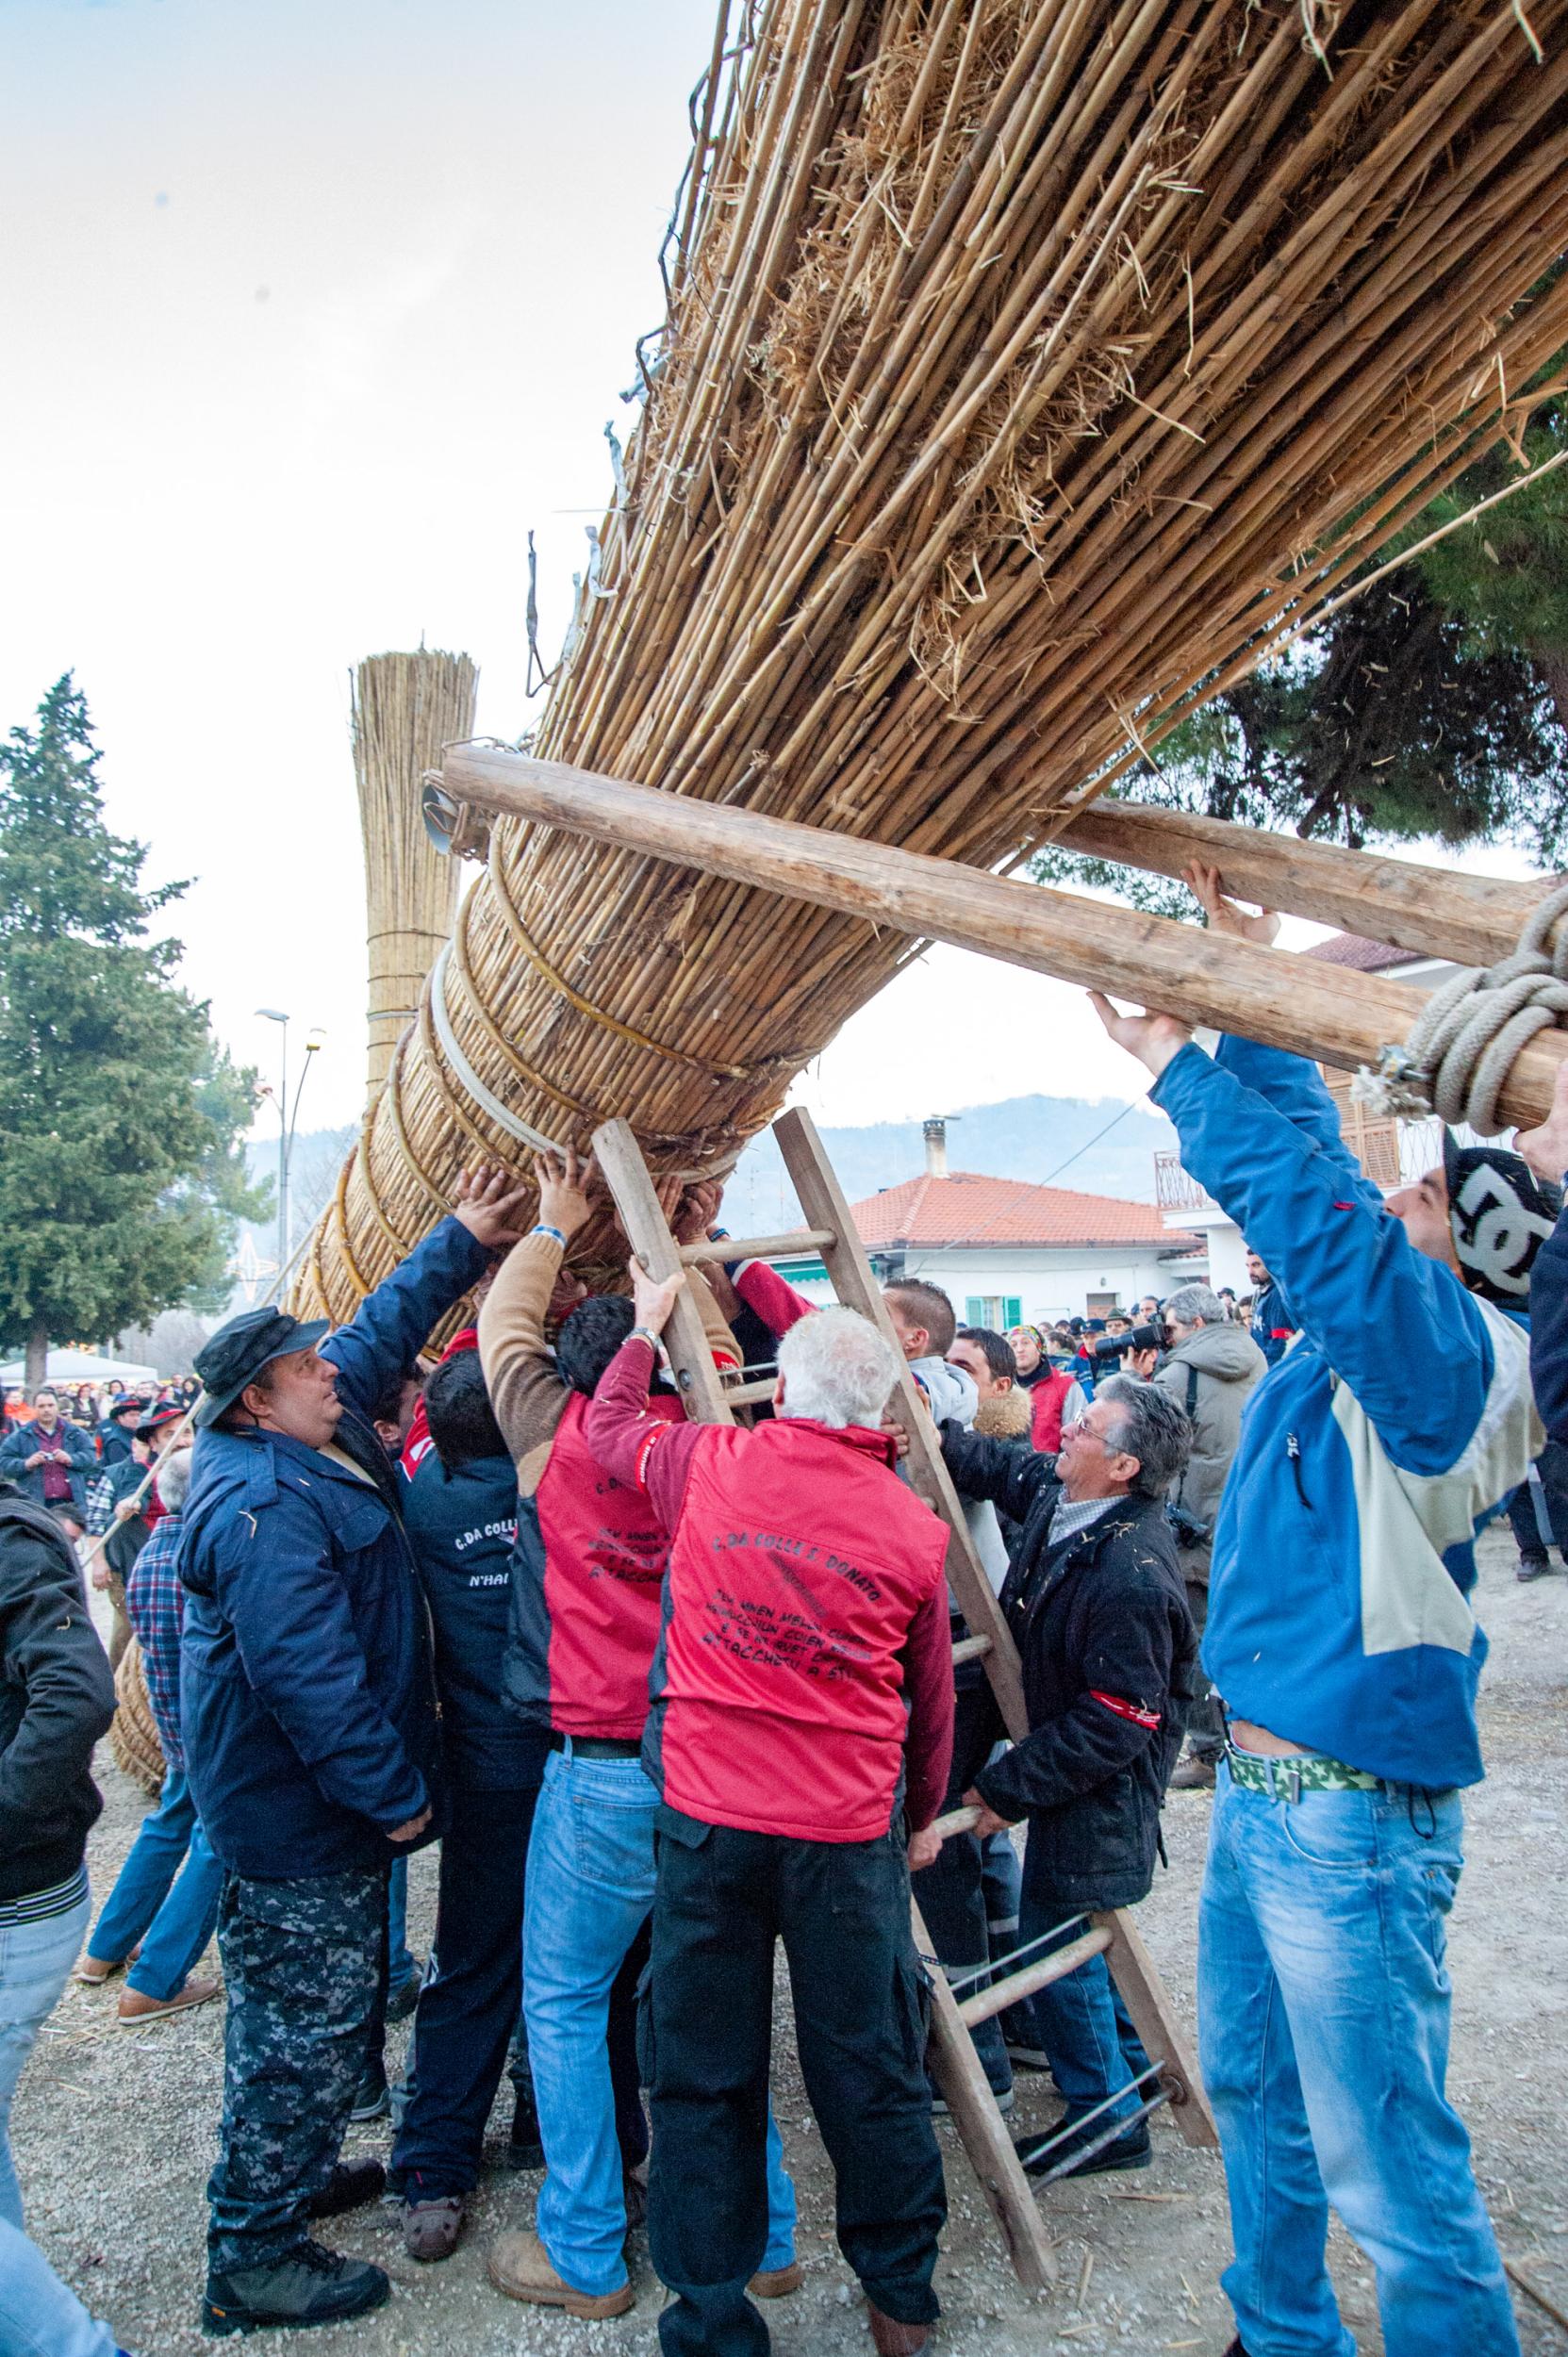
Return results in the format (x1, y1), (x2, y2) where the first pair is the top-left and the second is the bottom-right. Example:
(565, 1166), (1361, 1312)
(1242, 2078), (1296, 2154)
(549, 1733), (643, 1759)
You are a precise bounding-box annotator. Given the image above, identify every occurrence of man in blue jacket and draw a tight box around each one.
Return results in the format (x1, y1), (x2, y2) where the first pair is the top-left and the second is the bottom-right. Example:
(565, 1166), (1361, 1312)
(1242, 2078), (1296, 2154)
(1092, 864), (1545, 2357)
(179, 1165), (526, 2338)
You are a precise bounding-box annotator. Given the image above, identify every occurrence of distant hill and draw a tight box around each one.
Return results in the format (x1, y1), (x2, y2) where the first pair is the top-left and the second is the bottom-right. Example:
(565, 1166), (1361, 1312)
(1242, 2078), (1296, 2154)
(720, 1094), (1176, 1236)
(236, 1098), (1177, 1278)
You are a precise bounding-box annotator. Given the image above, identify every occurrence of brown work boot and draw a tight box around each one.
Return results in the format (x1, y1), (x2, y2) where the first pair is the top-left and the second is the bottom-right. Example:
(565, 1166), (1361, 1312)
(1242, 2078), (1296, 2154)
(403, 2194), (465, 2263)
(1169, 1754), (1216, 1792)
(867, 2305), (929, 2355)
(750, 2262), (803, 2298)
(118, 1974), (220, 2022)
(487, 2229), (634, 2317)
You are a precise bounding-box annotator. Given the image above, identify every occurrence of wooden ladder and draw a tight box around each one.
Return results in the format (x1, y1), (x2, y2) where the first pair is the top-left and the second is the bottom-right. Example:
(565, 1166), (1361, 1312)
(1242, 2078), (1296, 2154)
(594, 1105), (1215, 2291)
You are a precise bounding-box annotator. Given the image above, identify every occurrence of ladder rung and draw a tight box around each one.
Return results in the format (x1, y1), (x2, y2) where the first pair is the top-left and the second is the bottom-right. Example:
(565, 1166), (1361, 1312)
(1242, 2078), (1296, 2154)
(679, 1226), (836, 1267)
(950, 1634), (993, 1665)
(722, 1376), (779, 1406)
(956, 1924), (1114, 2028)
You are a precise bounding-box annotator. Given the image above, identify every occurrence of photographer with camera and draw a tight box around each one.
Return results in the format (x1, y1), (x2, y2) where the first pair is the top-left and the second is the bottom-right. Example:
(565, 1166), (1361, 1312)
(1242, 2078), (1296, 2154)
(1151, 1285), (1266, 1792)
(1093, 1323), (1163, 1382)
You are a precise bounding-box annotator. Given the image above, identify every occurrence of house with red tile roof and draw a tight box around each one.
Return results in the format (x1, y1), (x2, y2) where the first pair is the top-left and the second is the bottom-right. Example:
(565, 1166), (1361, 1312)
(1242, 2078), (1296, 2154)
(776, 1120), (1203, 1327)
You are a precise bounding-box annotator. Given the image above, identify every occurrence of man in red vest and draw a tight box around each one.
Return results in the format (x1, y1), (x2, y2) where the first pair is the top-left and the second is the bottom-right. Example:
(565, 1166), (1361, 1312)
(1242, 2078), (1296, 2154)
(587, 1271), (954, 2357)
(481, 1154), (797, 2323)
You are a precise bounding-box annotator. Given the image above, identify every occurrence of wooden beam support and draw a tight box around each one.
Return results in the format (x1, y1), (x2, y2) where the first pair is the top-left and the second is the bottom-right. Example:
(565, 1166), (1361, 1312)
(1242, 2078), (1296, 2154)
(1055, 799), (1557, 971)
(441, 745), (1568, 1129)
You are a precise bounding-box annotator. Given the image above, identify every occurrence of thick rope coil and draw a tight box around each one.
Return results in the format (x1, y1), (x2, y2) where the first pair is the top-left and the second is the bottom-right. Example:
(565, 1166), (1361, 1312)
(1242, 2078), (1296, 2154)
(1351, 880), (1568, 1133)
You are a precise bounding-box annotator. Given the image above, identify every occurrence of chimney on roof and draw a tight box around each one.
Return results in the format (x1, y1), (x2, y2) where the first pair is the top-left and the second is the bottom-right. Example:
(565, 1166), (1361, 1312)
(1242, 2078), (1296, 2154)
(922, 1115), (957, 1179)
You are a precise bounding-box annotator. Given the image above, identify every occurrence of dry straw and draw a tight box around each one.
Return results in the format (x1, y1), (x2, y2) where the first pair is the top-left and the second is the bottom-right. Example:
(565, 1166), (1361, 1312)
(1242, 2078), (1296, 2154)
(353, 650), (478, 1108)
(292, 0), (1568, 1317)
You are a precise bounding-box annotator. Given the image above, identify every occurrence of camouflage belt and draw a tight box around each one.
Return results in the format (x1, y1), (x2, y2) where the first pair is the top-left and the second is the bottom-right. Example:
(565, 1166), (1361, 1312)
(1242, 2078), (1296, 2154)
(1223, 1745), (1380, 1800)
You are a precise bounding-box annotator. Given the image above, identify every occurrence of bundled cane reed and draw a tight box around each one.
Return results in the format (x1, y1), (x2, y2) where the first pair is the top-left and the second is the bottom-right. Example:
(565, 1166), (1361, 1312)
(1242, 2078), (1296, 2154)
(353, 651), (478, 1107)
(110, 1640), (165, 1799)
(292, 0), (1568, 1317)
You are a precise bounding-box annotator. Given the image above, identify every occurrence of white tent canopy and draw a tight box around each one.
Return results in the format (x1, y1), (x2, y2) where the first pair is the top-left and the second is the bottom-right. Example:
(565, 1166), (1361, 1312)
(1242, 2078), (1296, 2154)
(1, 1350), (159, 1389)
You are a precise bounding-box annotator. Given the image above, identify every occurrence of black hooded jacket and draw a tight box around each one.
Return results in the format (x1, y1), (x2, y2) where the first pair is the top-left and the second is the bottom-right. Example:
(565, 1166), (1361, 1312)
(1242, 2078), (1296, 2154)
(938, 1425), (1197, 1909)
(0, 1486), (116, 1903)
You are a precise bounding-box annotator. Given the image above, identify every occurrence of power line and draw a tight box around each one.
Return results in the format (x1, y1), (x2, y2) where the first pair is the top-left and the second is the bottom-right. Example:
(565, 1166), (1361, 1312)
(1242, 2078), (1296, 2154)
(1038, 1099), (1139, 1188)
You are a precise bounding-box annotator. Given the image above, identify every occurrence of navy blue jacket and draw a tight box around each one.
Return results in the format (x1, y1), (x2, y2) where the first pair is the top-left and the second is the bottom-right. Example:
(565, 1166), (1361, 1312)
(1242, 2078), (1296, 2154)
(402, 1447), (547, 1793)
(1532, 1200), (1568, 1444)
(1249, 1280), (1296, 1367)
(178, 1217), (488, 1877)
(0, 1419), (95, 1515)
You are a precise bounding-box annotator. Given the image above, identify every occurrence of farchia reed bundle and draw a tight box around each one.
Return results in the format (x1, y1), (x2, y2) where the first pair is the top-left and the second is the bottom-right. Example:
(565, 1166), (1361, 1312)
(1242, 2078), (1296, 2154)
(292, 0), (1568, 1320)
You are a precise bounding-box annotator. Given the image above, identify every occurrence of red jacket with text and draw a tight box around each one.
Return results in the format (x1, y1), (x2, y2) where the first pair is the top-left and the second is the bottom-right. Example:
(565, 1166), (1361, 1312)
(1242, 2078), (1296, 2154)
(586, 1334), (954, 1845)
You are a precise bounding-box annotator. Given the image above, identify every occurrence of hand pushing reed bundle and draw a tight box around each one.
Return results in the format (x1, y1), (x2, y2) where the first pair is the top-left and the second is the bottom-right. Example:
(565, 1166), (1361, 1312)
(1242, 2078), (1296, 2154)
(292, 0), (1568, 1319)
(354, 650), (478, 1108)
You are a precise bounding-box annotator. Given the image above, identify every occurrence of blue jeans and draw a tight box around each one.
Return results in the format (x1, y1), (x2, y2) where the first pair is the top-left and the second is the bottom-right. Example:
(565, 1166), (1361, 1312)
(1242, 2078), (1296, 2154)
(1014, 1830), (1150, 2129)
(88, 1766), (223, 2002)
(523, 1747), (796, 2298)
(1200, 1761), (1519, 2357)
(388, 1855), (416, 1989)
(0, 1887), (91, 2229)
(0, 2217), (119, 2357)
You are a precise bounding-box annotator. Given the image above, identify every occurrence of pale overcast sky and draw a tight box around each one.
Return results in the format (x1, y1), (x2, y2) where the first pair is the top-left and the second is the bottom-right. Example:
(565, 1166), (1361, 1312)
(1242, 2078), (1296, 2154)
(0, 0), (1543, 1147)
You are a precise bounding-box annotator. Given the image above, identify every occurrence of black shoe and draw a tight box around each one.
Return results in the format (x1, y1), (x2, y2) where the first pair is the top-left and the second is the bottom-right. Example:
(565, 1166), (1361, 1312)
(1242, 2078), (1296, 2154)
(504, 2083), (544, 2170)
(386, 1969), (421, 2024)
(350, 2061), (389, 2123)
(306, 2160), (387, 2218)
(203, 2241), (389, 2334)
(1014, 2115), (1151, 2180)
(1517, 1554), (1551, 1582)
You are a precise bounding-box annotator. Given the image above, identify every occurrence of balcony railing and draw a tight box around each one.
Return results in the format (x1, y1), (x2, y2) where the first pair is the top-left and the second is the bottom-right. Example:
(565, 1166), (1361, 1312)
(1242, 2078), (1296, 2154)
(1157, 1111), (1460, 1216)
(1154, 1151), (1213, 1213)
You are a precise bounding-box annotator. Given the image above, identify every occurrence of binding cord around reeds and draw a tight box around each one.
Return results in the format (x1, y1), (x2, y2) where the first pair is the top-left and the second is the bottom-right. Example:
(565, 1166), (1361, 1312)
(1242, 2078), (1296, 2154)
(289, 1), (1568, 1327)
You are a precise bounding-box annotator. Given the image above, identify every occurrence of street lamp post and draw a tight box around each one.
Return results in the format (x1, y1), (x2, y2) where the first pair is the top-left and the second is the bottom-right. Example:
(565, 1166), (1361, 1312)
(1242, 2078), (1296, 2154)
(256, 1011), (323, 1277)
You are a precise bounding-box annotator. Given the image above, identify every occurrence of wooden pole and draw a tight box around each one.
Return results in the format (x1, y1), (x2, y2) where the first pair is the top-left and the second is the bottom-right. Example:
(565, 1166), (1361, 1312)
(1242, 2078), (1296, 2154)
(1053, 800), (1559, 971)
(437, 745), (1568, 1130)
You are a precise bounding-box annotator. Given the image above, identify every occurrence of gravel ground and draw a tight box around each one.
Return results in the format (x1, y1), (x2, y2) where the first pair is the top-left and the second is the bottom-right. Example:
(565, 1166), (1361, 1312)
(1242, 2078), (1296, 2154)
(16, 1525), (1568, 2356)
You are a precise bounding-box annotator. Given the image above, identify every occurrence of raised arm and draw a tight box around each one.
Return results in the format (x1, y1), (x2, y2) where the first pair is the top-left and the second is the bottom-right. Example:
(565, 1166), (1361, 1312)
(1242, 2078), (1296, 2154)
(477, 1230), (574, 1464)
(940, 1417), (1054, 1522)
(584, 1261), (708, 1529)
(324, 1168), (522, 1421)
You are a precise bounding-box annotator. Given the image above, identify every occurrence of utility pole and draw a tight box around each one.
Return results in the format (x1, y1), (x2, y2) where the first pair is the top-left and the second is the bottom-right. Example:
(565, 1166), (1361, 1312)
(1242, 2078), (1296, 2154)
(256, 1011), (323, 1277)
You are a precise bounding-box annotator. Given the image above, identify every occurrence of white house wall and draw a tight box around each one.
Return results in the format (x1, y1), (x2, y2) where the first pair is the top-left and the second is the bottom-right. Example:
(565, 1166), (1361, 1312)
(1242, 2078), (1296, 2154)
(784, 1243), (1205, 1323)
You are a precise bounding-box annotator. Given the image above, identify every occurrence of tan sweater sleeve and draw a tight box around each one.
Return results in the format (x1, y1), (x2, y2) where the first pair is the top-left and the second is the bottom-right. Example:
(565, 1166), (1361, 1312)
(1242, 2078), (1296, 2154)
(477, 1231), (571, 1479)
(687, 1267), (743, 1374)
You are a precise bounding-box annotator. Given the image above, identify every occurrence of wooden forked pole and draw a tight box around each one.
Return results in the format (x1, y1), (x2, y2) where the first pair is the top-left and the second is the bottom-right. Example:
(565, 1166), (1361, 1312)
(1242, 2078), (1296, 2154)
(1053, 799), (1560, 970)
(436, 744), (1568, 1129)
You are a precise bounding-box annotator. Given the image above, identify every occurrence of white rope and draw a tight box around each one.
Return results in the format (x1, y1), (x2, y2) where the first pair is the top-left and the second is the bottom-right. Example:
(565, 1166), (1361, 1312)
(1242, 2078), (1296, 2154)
(428, 941), (568, 1157)
(426, 942), (739, 1186)
(1352, 880), (1568, 1132)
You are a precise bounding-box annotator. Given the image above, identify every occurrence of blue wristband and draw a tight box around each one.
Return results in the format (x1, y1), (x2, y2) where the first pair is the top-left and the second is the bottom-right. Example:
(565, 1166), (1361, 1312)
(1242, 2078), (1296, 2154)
(532, 1223), (567, 1247)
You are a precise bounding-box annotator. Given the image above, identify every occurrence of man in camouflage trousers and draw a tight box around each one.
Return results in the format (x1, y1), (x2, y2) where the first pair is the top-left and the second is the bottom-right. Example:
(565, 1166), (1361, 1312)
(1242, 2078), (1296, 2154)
(179, 1170), (526, 2336)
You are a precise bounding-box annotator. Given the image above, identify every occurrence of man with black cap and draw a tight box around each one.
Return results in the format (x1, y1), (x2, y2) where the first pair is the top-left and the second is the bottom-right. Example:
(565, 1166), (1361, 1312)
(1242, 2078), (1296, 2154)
(178, 1164), (526, 2338)
(95, 1389), (144, 1469)
(1092, 863), (1547, 2357)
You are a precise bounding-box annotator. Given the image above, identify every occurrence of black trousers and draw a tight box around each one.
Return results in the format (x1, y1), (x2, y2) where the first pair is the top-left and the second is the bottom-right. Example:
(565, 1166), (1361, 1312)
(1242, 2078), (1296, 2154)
(646, 1811), (946, 2357)
(1506, 1439), (1568, 1560)
(392, 1784), (537, 2196)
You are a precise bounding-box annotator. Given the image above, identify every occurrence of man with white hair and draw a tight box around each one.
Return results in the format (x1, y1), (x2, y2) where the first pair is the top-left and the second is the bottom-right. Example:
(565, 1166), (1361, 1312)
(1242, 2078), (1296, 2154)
(586, 1277), (954, 2357)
